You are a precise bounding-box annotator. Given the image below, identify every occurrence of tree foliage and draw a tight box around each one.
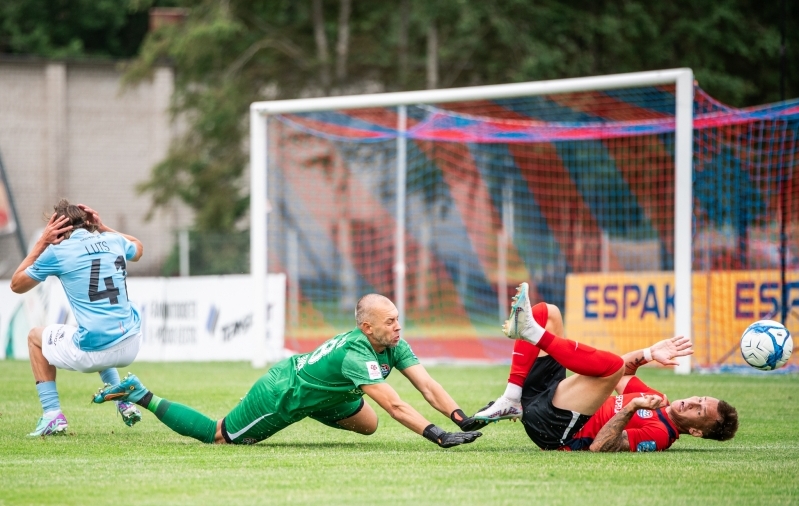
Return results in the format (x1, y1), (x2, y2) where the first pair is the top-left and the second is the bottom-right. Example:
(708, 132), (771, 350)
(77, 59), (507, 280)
(124, 0), (798, 233)
(3, 0), (796, 234)
(0, 0), (153, 58)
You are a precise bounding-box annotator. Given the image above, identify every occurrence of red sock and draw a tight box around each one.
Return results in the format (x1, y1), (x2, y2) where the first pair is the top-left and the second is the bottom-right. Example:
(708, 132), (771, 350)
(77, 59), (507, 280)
(508, 339), (539, 386)
(507, 302), (547, 386)
(536, 331), (623, 377)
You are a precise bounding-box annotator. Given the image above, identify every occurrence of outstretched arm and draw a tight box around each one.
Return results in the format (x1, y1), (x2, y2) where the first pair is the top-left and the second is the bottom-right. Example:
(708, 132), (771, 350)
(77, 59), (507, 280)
(589, 394), (664, 452)
(361, 382), (481, 448)
(400, 364), (486, 431)
(400, 364), (458, 417)
(10, 213), (71, 293)
(616, 336), (693, 393)
(361, 381), (435, 434)
(79, 204), (143, 261)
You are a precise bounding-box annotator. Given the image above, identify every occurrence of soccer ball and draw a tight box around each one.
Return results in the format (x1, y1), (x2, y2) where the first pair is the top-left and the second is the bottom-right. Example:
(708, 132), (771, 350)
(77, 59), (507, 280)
(740, 320), (793, 370)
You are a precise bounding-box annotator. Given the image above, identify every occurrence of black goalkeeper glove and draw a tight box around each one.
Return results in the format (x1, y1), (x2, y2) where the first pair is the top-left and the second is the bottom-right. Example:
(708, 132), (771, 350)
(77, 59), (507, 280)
(422, 424), (482, 448)
(450, 408), (488, 432)
(474, 400), (494, 413)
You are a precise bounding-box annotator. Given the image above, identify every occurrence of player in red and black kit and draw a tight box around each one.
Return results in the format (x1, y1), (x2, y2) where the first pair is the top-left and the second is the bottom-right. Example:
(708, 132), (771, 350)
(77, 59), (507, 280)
(472, 283), (739, 452)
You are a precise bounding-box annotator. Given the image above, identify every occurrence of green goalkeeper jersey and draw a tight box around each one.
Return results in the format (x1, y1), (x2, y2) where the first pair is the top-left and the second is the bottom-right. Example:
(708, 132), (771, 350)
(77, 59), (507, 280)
(263, 328), (420, 422)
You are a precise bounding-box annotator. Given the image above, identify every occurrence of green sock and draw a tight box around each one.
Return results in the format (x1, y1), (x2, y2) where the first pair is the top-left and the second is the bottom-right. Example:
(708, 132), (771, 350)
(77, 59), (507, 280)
(146, 395), (217, 444)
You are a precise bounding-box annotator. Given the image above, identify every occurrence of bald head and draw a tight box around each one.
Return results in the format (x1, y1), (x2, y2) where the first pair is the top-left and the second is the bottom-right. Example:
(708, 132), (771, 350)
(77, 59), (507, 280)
(355, 294), (393, 326)
(355, 294), (401, 351)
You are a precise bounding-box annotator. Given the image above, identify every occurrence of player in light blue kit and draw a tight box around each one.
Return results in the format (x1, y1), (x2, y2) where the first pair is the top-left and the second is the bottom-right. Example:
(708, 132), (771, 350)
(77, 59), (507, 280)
(10, 199), (144, 436)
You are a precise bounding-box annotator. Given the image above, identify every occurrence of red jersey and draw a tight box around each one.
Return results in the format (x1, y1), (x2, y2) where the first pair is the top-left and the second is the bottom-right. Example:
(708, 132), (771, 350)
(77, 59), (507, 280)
(561, 377), (679, 452)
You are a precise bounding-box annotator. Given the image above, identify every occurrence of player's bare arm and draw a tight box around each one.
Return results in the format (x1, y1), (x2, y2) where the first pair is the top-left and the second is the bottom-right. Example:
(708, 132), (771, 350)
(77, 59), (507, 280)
(10, 213), (72, 294)
(361, 382), (434, 434)
(589, 394), (664, 452)
(361, 382), (482, 448)
(78, 203), (143, 261)
(616, 336), (694, 392)
(400, 364), (459, 416)
(400, 363), (485, 431)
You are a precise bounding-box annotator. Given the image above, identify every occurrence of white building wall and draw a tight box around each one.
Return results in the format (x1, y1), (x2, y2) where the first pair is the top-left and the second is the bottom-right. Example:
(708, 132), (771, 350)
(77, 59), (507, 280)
(0, 58), (190, 275)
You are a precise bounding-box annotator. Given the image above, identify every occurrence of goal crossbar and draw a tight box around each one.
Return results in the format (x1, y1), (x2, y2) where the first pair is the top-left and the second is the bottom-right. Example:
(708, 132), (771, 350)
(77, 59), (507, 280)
(251, 68), (692, 114)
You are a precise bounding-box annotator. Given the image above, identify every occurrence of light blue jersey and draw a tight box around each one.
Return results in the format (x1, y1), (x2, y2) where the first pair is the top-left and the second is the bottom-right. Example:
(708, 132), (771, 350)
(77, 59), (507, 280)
(26, 228), (140, 351)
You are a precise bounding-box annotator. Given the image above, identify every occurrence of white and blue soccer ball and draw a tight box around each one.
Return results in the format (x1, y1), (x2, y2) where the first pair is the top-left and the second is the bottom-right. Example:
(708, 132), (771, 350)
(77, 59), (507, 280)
(740, 320), (793, 371)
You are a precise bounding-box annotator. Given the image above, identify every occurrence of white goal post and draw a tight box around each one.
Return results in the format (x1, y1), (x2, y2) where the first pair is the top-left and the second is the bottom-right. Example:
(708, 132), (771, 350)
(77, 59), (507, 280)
(249, 68), (695, 372)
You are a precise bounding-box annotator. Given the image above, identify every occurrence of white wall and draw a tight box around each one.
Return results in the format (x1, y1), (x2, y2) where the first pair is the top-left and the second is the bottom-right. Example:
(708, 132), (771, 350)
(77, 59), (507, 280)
(0, 58), (191, 276)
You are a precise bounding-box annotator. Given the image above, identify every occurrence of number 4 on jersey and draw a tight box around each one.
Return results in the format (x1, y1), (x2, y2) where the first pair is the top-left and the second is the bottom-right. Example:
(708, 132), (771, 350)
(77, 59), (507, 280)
(88, 258), (121, 304)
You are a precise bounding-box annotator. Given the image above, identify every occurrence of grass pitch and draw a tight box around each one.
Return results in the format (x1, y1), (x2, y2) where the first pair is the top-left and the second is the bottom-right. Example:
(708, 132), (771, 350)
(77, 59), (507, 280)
(1, 361), (797, 505)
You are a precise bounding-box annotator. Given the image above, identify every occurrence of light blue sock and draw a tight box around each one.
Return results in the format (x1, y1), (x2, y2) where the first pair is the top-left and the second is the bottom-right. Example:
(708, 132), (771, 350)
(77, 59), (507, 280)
(99, 368), (120, 386)
(36, 381), (60, 413)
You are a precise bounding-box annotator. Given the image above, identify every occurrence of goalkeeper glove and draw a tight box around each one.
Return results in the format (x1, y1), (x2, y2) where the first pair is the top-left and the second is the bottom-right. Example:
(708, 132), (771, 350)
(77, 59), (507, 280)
(451, 408), (488, 432)
(422, 424), (482, 448)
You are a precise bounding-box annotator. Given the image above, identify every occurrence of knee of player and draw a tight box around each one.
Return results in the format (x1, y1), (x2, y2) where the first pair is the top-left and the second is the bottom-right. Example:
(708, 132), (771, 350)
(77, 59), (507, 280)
(361, 415), (380, 435)
(27, 327), (44, 345)
(609, 358), (625, 380)
(545, 304), (564, 335)
(213, 420), (228, 444)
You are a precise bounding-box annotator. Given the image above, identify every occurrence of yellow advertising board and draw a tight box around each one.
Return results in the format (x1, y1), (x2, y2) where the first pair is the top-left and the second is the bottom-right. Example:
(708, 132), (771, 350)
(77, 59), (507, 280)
(565, 270), (799, 367)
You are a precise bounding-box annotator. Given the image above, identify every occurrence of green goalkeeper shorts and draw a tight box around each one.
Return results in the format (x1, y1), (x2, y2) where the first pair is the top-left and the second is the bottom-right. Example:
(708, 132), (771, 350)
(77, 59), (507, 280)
(308, 398), (365, 429)
(221, 389), (366, 444)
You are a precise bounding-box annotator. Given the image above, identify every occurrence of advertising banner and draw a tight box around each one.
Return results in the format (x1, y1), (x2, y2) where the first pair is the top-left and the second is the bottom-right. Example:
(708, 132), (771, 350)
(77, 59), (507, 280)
(564, 272), (676, 355)
(565, 270), (799, 366)
(0, 282), (18, 359)
(0, 278), (64, 360)
(129, 274), (286, 362)
(2, 274), (287, 362)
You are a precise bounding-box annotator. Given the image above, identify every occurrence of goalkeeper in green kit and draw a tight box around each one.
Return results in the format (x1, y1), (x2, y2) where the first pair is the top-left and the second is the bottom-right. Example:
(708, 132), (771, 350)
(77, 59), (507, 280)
(91, 294), (484, 448)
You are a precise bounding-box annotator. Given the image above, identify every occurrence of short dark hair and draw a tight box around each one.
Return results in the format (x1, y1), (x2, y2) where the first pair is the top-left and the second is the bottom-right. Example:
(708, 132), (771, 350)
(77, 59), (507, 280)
(703, 400), (738, 441)
(52, 198), (96, 235)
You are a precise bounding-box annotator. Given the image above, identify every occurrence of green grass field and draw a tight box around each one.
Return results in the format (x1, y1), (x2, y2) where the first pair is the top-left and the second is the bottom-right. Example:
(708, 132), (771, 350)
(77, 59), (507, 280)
(1, 360), (797, 505)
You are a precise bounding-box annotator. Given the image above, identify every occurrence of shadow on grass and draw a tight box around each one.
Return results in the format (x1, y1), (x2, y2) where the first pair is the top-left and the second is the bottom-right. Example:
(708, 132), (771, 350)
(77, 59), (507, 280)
(253, 441), (377, 450)
(230, 440), (494, 453)
(664, 447), (754, 453)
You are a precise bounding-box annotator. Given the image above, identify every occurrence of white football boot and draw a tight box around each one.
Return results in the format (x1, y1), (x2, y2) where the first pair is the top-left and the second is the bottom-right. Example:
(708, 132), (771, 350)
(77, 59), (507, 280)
(502, 282), (545, 343)
(473, 396), (523, 422)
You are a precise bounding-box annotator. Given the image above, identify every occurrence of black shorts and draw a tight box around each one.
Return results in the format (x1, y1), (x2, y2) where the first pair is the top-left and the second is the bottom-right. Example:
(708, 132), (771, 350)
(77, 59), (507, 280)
(521, 355), (591, 450)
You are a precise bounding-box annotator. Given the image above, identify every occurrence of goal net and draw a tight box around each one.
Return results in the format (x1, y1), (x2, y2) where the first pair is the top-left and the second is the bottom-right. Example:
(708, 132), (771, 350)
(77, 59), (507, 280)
(250, 69), (799, 370)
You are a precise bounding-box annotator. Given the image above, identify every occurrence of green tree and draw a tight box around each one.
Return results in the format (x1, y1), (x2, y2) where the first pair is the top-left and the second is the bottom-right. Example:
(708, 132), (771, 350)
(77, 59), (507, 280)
(127, 1), (322, 232)
(0, 0), (154, 58)
(6, 0), (793, 275)
(93, 0), (799, 241)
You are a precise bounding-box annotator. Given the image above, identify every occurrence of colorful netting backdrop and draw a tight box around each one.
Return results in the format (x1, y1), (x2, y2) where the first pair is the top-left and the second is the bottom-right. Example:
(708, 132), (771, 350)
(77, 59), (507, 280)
(266, 85), (799, 368)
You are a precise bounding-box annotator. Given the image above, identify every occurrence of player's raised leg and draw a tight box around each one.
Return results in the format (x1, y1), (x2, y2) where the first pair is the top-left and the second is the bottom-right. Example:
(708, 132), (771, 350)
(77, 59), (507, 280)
(27, 327), (68, 437)
(474, 301), (562, 422)
(504, 283), (623, 415)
